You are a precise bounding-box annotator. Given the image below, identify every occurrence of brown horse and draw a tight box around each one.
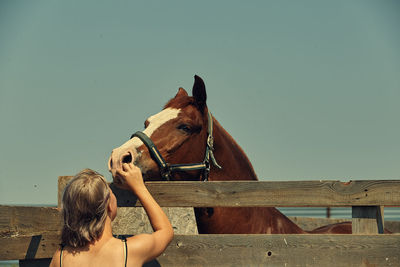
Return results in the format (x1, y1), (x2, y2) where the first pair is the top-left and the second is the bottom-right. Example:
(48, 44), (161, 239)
(108, 75), (351, 234)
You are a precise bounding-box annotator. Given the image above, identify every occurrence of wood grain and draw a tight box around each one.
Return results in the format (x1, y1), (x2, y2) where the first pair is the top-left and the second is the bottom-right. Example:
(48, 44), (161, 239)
(0, 206), (61, 237)
(161, 234), (400, 267)
(2, 234), (399, 266)
(352, 206), (384, 234)
(2, 205), (399, 236)
(0, 206), (197, 237)
(59, 177), (400, 207)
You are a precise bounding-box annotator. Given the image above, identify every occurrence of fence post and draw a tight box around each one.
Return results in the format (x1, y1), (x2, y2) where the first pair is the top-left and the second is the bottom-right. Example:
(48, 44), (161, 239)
(352, 206), (384, 234)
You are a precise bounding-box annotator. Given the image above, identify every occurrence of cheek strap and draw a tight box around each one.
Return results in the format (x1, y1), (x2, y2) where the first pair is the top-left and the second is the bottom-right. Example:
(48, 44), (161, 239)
(130, 110), (222, 181)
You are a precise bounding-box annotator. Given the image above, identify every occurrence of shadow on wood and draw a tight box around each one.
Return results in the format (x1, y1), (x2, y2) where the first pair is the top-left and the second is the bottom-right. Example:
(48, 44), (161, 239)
(19, 259), (51, 267)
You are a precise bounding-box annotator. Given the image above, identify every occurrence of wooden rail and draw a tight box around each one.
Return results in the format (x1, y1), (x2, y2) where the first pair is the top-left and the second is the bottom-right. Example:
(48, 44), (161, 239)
(58, 176), (400, 207)
(0, 177), (399, 266)
(2, 233), (399, 266)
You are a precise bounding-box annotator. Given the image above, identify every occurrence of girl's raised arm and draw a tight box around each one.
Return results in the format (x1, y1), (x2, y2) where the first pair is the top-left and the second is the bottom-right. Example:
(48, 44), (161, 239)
(117, 163), (174, 264)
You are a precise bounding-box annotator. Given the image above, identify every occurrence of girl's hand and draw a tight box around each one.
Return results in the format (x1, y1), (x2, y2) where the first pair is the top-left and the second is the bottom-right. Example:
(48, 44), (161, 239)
(116, 163), (145, 192)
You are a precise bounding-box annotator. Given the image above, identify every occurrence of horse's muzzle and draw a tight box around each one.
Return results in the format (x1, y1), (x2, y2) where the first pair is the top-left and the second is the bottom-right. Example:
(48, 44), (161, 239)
(108, 150), (134, 178)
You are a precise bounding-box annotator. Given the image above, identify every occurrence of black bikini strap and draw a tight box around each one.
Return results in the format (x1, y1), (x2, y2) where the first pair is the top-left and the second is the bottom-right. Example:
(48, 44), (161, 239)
(60, 244), (65, 267)
(122, 238), (128, 267)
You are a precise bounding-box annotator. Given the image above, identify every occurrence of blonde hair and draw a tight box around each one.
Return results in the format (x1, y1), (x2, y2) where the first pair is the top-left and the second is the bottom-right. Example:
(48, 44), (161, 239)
(61, 169), (111, 248)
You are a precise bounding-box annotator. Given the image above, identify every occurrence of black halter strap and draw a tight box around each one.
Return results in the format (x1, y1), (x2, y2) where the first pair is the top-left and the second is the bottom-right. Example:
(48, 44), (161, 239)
(131, 110), (221, 181)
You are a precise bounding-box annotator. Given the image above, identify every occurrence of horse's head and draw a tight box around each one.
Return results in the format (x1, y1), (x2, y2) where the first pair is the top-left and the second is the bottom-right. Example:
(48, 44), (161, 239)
(108, 75), (218, 185)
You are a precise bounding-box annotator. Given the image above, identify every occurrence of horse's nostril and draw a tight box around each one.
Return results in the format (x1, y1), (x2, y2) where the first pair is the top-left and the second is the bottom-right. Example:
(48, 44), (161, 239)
(108, 157), (113, 171)
(122, 153), (132, 164)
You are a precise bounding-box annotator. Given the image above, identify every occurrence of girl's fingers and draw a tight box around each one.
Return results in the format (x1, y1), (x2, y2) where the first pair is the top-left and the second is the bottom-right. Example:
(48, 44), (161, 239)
(122, 163), (129, 172)
(116, 168), (126, 178)
(123, 163), (134, 171)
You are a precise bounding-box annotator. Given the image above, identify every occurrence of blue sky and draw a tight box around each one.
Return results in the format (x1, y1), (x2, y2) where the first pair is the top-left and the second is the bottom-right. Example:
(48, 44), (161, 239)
(1, 1), (399, 205)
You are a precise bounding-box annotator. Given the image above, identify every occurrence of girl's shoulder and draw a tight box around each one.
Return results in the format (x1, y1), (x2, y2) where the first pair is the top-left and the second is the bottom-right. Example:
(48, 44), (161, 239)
(55, 239), (126, 266)
(125, 234), (157, 262)
(49, 247), (61, 267)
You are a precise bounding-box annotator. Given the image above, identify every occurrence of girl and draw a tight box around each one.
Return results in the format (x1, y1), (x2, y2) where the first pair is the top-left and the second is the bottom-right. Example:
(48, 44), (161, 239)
(50, 163), (173, 267)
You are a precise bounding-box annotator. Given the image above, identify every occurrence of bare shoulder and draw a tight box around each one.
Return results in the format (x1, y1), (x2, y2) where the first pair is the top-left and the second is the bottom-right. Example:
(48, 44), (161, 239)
(126, 234), (156, 260)
(49, 248), (61, 267)
(126, 234), (154, 251)
(126, 233), (172, 264)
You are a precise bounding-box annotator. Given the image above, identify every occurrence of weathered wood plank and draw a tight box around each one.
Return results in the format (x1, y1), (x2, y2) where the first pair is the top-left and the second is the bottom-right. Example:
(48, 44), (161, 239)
(0, 205), (197, 237)
(0, 234), (58, 260)
(60, 177), (400, 207)
(161, 234), (400, 267)
(3, 205), (400, 237)
(2, 234), (399, 266)
(0, 206), (60, 237)
(352, 206), (384, 234)
(148, 180), (400, 207)
(57, 176), (71, 208)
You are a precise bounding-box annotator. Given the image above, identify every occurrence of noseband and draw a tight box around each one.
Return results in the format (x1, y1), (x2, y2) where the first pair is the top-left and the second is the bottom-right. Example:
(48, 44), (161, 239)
(131, 110), (222, 181)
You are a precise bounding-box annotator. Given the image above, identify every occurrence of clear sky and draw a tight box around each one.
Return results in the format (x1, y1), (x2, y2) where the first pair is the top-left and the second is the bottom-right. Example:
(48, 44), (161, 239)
(1, 1), (399, 205)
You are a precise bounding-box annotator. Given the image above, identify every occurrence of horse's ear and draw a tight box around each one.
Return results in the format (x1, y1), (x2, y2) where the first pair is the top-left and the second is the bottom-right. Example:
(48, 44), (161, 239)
(192, 75), (207, 111)
(175, 87), (188, 98)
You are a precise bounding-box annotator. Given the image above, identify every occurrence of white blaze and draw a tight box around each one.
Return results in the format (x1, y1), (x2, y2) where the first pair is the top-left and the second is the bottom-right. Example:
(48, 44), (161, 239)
(130, 108), (180, 150)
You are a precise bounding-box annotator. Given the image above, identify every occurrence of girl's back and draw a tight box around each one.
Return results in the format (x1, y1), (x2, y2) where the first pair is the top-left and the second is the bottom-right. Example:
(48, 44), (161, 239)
(54, 238), (129, 267)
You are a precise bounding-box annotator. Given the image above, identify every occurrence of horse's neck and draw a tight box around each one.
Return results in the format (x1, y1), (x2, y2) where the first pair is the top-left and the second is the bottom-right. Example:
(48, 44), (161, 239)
(205, 118), (305, 234)
(210, 118), (258, 181)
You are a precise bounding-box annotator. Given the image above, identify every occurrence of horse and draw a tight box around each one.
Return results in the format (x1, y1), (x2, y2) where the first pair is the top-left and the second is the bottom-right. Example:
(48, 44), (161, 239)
(108, 75), (352, 234)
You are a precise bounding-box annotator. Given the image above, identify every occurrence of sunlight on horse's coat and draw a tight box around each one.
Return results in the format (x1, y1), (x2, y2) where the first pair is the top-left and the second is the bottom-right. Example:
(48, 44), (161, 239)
(108, 108), (181, 178)
(134, 108), (180, 150)
(108, 75), (356, 234)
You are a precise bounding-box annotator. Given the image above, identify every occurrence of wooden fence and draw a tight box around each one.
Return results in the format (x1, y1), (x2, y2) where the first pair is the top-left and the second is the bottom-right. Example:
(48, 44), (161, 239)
(1, 177), (400, 266)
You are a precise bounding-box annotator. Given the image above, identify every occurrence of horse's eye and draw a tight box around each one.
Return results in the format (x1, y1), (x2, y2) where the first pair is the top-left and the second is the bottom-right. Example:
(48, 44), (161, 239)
(177, 124), (192, 133)
(144, 120), (149, 128)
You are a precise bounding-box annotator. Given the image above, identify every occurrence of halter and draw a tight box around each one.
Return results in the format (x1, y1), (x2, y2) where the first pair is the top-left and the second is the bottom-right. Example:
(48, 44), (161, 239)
(131, 110), (222, 181)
